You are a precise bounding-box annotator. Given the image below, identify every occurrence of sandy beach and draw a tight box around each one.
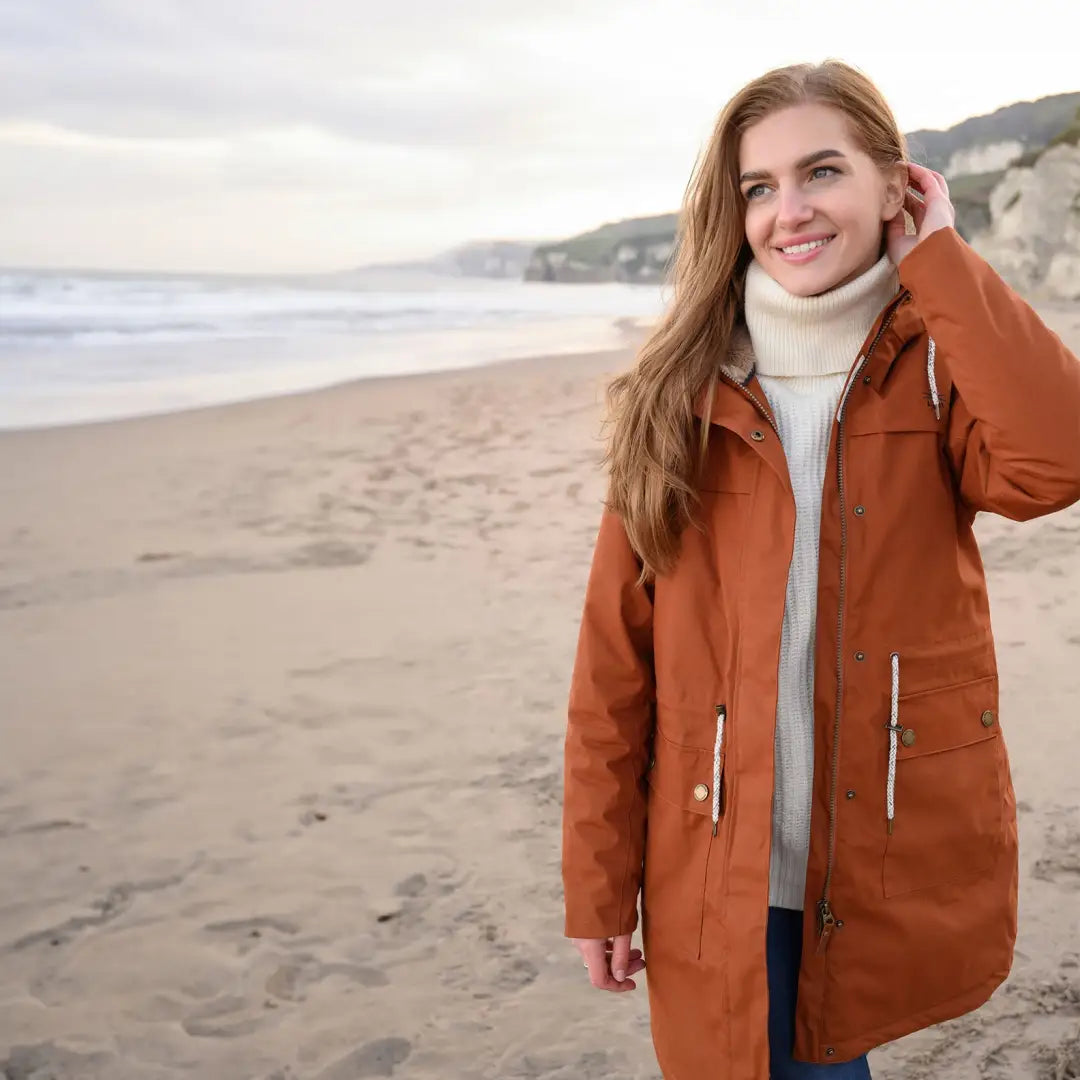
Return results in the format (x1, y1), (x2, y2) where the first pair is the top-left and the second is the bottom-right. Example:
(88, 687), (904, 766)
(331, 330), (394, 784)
(1, 307), (1079, 1080)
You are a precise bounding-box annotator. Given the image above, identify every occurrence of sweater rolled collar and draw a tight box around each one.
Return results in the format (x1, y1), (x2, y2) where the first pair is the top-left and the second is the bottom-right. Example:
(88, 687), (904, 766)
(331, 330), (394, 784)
(743, 253), (900, 379)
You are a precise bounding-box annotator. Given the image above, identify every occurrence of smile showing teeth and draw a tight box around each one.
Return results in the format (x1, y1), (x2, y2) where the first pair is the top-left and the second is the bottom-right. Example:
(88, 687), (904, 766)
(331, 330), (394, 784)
(780, 236), (833, 254)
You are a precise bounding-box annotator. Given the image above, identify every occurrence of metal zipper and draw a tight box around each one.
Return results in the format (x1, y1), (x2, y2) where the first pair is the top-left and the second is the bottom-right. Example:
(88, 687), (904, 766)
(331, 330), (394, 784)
(711, 297), (910, 953)
(816, 290), (910, 953)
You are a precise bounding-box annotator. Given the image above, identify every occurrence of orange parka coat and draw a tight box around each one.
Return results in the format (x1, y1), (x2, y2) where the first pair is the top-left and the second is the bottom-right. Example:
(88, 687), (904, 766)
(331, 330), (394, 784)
(561, 227), (1080, 1078)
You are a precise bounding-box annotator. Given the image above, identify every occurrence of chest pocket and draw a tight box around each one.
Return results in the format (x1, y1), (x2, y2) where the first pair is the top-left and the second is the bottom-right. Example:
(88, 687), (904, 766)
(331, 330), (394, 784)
(696, 427), (757, 494)
(847, 342), (949, 437)
(846, 384), (944, 436)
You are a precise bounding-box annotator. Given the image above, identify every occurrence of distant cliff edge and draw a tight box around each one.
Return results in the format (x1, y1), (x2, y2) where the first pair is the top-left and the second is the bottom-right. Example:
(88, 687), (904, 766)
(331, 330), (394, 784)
(525, 93), (1080, 284)
(969, 109), (1080, 300)
(358, 239), (540, 280)
(358, 92), (1080, 290)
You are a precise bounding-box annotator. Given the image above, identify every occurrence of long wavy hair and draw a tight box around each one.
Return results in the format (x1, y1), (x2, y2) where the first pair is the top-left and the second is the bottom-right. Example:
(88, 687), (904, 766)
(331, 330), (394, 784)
(603, 59), (909, 583)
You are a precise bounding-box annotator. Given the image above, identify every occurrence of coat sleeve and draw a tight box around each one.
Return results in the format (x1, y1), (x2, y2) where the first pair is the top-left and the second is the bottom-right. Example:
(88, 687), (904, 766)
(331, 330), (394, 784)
(898, 226), (1080, 521)
(562, 504), (655, 940)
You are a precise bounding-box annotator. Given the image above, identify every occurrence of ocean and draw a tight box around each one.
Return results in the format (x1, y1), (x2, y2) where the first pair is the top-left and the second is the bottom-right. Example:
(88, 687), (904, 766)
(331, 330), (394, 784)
(0, 267), (668, 430)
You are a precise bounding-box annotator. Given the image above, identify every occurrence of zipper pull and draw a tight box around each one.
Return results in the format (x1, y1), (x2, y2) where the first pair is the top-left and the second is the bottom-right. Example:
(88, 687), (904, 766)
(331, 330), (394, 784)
(816, 898), (837, 955)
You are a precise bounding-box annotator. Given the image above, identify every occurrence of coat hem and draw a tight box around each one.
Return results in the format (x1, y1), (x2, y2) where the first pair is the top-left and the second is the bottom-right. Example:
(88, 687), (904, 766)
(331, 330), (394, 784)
(804, 964), (1011, 1063)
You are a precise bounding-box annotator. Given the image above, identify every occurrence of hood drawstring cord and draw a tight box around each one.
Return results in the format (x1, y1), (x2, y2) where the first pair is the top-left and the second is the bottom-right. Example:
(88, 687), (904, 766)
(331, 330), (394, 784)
(885, 652), (901, 835)
(712, 706), (725, 837)
(927, 336), (941, 420)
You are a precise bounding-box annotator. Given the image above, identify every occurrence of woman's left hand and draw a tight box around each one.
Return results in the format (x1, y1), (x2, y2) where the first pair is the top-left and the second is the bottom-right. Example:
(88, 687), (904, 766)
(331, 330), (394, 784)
(886, 162), (956, 265)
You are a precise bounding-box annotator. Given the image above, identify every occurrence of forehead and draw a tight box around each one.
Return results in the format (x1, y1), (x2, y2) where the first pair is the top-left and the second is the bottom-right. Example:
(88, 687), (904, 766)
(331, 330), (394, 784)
(739, 103), (858, 171)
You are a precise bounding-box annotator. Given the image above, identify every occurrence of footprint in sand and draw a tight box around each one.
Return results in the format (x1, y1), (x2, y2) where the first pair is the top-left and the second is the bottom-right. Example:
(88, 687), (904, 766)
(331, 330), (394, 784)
(0, 1043), (116, 1078)
(313, 1037), (412, 1079)
(264, 955), (390, 1002)
(1033, 1029), (1080, 1079)
(11, 868), (192, 950)
(202, 915), (300, 957)
(204, 915), (300, 936)
(1, 817), (86, 837)
(181, 994), (267, 1039)
(1032, 811), (1080, 887)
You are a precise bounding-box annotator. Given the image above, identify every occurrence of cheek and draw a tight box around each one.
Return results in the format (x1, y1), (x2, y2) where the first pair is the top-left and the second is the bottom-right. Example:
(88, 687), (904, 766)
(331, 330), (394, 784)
(826, 187), (880, 233)
(743, 205), (769, 252)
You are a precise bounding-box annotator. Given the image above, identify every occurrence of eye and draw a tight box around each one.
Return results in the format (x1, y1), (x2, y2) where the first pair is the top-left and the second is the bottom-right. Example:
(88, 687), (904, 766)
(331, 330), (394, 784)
(810, 165), (839, 181)
(745, 183), (768, 200)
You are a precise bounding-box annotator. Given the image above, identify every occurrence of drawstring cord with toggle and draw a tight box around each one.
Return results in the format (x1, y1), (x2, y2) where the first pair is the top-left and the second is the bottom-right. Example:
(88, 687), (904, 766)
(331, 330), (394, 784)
(712, 705), (725, 837)
(885, 652), (901, 834)
(927, 336), (941, 420)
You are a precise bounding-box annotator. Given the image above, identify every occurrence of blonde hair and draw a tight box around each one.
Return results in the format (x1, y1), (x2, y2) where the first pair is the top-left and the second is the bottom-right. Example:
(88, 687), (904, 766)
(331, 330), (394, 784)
(603, 59), (909, 582)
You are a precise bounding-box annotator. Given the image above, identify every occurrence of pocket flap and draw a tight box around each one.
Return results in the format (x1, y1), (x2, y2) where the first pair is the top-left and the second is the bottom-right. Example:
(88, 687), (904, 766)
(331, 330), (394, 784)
(895, 674), (999, 760)
(848, 377), (944, 435)
(647, 728), (719, 817)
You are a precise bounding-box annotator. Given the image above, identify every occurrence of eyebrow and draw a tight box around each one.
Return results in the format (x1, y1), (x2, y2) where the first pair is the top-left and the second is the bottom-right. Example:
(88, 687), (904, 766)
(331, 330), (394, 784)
(739, 148), (847, 185)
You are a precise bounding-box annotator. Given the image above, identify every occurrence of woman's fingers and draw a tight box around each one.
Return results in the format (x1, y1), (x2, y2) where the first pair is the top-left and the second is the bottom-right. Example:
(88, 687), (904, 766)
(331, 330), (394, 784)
(890, 162), (956, 263)
(578, 938), (607, 980)
(574, 936), (643, 992)
(610, 933), (631, 982)
(908, 162), (949, 203)
(905, 188), (927, 233)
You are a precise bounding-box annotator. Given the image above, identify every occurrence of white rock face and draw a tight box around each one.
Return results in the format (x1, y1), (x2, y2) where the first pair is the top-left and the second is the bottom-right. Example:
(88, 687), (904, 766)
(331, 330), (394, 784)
(970, 143), (1080, 299)
(945, 139), (1024, 179)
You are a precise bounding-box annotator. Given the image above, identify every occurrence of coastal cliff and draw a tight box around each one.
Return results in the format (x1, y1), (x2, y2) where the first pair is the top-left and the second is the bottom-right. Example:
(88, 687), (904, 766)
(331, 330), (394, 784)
(524, 93), (1080, 284)
(970, 113), (1080, 300)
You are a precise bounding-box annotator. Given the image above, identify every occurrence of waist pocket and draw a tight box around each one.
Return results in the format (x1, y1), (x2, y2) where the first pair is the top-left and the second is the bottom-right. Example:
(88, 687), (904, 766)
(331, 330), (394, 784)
(642, 704), (728, 959)
(882, 657), (1004, 898)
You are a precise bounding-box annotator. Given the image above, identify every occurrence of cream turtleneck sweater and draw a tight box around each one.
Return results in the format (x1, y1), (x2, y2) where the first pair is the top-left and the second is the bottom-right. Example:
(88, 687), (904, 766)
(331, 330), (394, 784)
(743, 253), (900, 911)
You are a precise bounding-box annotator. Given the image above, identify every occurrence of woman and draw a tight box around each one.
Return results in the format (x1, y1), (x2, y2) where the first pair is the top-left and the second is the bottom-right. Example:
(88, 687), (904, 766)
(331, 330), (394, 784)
(560, 60), (1080, 1079)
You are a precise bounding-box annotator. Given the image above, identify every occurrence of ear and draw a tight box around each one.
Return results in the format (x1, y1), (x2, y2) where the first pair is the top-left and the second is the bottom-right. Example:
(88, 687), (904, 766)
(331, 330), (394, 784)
(880, 162), (908, 221)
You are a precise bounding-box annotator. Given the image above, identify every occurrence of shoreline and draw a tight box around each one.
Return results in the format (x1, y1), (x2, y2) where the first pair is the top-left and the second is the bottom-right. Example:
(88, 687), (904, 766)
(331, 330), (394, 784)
(0, 321), (651, 440)
(6, 292), (1077, 441)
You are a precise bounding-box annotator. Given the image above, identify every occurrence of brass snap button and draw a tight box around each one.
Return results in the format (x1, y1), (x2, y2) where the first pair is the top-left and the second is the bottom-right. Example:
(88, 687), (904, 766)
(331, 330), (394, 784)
(854, 505), (866, 516)
(750, 430), (766, 442)
(862, 374), (872, 385)
(692, 783), (709, 802)
(854, 651), (865, 661)
(901, 728), (916, 747)
(981, 710), (996, 728)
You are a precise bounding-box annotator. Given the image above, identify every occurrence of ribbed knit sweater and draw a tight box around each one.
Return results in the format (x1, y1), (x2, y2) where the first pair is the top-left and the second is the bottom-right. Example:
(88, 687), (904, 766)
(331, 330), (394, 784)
(743, 253), (900, 910)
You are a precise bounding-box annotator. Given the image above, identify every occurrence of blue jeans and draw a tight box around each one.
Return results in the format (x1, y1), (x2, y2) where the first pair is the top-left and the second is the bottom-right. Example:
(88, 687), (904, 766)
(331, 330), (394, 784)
(767, 906), (872, 1079)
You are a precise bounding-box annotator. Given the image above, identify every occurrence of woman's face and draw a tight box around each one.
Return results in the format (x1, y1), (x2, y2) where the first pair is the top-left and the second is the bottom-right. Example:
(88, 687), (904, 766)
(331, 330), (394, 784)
(738, 103), (906, 297)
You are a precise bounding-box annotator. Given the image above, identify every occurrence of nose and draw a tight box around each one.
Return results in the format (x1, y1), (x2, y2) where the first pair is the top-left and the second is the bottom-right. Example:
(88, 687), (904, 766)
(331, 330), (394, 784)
(775, 185), (814, 232)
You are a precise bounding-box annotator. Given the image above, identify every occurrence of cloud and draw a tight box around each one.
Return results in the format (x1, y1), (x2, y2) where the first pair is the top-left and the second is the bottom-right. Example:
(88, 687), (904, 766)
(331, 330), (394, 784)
(1, 0), (1077, 270)
(0, 0), (616, 144)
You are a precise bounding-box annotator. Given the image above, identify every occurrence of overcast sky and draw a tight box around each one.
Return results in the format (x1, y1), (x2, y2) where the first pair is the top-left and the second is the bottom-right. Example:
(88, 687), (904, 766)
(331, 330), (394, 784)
(1, 0), (1077, 273)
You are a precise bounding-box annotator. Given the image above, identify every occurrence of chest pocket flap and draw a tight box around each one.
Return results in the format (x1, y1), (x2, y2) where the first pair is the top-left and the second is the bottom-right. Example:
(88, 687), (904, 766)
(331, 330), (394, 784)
(848, 346), (949, 436)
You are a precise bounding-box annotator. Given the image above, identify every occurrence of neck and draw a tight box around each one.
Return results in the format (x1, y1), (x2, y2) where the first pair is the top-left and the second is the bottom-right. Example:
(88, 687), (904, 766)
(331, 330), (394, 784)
(743, 254), (900, 379)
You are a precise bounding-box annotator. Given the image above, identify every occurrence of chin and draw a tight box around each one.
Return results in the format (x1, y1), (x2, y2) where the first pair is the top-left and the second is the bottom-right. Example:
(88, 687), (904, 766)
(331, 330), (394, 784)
(775, 269), (845, 298)
(770, 257), (860, 298)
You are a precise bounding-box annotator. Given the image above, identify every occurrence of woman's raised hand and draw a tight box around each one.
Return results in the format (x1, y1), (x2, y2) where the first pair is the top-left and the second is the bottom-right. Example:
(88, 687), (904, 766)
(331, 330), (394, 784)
(572, 934), (646, 992)
(886, 161), (956, 266)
